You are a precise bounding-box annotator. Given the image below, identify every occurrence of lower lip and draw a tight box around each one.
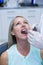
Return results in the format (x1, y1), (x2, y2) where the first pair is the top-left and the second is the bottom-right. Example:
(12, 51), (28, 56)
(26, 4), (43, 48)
(22, 33), (27, 36)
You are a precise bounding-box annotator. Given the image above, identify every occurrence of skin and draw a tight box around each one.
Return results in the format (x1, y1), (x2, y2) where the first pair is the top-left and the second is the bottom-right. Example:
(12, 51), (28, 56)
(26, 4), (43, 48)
(40, 50), (43, 59)
(1, 17), (43, 65)
(0, 56), (1, 65)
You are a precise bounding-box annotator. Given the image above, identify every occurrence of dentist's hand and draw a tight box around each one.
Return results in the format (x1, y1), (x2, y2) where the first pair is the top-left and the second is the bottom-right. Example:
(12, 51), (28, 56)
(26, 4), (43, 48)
(27, 30), (43, 49)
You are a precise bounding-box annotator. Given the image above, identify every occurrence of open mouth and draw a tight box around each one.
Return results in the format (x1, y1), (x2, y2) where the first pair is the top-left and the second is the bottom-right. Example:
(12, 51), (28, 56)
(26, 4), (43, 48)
(21, 29), (28, 34)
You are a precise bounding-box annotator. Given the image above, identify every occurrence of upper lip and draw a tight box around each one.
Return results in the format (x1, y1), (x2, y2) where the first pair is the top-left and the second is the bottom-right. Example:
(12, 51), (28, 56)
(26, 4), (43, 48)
(21, 28), (28, 34)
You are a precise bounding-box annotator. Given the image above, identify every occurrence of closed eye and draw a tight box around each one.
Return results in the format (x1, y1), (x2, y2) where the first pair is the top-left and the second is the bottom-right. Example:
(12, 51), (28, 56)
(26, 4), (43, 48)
(24, 21), (28, 24)
(16, 21), (21, 26)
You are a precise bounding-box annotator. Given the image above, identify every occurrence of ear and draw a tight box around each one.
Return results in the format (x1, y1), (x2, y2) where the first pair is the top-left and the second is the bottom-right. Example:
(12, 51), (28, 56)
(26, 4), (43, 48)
(11, 30), (15, 36)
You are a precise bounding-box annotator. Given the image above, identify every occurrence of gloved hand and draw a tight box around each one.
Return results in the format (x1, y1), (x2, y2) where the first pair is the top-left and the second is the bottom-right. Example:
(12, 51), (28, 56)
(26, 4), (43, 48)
(27, 30), (43, 49)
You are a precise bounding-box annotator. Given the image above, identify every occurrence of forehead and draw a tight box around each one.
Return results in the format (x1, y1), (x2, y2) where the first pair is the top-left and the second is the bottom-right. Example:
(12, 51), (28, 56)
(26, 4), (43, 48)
(13, 17), (27, 24)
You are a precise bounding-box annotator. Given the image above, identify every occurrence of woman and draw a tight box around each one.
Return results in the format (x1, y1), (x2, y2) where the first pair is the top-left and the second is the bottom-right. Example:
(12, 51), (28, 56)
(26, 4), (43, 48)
(1, 16), (43, 65)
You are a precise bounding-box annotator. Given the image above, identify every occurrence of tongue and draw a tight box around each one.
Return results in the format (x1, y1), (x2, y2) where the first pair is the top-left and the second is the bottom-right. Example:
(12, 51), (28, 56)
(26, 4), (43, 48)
(21, 31), (27, 34)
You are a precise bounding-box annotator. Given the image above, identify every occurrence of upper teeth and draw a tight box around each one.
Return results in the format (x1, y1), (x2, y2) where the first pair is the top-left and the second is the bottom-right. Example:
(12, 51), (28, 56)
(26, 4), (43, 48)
(22, 29), (26, 32)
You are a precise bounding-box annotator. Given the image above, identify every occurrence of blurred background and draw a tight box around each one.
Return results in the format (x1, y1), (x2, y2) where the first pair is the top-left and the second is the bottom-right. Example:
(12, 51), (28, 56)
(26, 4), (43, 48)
(0, 0), (43, 7)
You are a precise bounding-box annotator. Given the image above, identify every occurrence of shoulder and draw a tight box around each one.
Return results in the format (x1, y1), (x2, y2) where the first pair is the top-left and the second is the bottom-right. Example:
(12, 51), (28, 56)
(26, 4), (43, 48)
(1, 51), (8, 65)
(31, 45), (40, 56)
(40, 50), (43, 59)
(7, 44), (16, 52)
(31, 45), (40, 52)
(31, 45), (43, 60)
(7, 44), (17, 57)
(33, 46), (43, 60)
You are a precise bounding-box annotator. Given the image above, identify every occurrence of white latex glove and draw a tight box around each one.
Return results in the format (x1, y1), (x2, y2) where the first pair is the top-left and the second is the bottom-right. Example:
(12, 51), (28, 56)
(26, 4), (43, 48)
(27, 30), (43, 49)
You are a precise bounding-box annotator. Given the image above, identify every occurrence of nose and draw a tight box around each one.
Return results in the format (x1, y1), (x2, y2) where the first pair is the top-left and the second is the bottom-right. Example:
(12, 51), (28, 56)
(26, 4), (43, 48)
(21, 24), (26, 28)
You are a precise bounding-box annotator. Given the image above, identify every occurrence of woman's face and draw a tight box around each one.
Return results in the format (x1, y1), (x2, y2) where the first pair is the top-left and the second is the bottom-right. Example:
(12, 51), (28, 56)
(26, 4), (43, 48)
(11, 17), (30, 40)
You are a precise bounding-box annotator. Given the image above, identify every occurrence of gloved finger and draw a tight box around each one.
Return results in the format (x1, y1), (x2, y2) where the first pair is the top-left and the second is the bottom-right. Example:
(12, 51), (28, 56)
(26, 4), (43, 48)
(27, 33), (34, 39)
(27, 34), (34, 43)
(28, 30), (35, 35)
(28, 36), (43, 48)
(28, 37), (39, 47)
(27, 32), (35, 43)
(27, 38), (34, 45)
(28, 34), (43, 46)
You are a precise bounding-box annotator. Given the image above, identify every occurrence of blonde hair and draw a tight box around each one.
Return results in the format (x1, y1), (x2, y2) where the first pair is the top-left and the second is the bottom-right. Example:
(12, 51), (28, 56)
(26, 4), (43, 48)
(8, 18), (15, 48)
(8, 16), (27, 48)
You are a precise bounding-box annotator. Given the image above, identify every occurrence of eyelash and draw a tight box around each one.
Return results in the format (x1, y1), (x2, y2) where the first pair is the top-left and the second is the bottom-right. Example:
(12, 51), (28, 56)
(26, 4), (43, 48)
(16, 22), (21, 25)
(24, 22), (28, 24)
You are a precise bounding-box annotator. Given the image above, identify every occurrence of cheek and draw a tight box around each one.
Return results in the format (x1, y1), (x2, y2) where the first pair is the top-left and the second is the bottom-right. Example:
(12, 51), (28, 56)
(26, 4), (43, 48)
(14, 28), (21, 38)
(27, 25), (31, 30)
(14, 26), (20, 32)
(12, 26), (20, 36)
(14, 27), (20, 34)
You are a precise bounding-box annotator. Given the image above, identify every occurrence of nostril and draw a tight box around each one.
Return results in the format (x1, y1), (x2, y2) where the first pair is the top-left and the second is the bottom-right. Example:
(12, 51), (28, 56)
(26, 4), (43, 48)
(22, 25), (25, 27)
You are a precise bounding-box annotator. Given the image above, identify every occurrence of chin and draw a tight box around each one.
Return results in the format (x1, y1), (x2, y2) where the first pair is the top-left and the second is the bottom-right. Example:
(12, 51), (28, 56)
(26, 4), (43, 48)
(21, 37), (27, 40)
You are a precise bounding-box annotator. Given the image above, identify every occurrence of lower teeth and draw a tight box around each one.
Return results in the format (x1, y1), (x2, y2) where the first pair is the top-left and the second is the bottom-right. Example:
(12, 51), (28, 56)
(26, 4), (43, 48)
(21, 31), (27, 34)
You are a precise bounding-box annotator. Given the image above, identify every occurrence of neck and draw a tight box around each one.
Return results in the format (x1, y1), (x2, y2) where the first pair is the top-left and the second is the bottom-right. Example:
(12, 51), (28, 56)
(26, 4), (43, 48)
(17, 39), (30, 56)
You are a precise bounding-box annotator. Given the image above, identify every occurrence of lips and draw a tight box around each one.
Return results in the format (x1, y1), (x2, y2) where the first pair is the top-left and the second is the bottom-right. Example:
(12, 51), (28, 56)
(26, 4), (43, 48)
(21, 29), (28, 34)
